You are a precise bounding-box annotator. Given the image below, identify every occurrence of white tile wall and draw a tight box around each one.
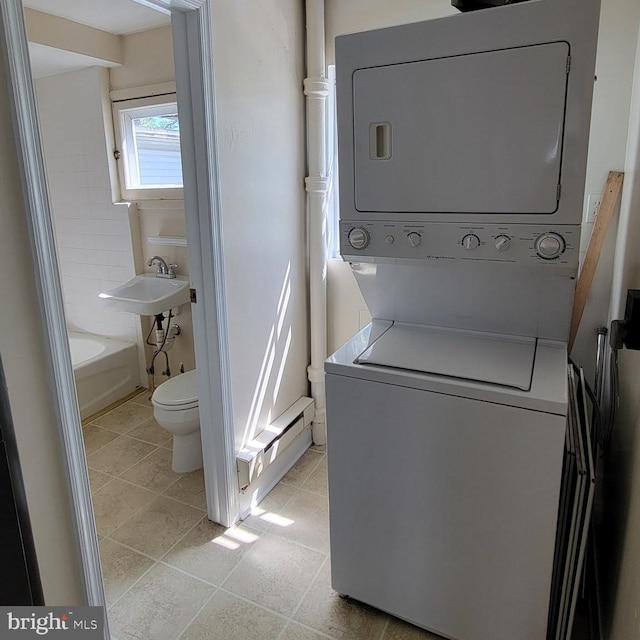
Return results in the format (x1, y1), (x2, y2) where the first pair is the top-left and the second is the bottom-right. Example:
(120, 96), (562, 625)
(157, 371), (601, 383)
(36, 67), (141, 345)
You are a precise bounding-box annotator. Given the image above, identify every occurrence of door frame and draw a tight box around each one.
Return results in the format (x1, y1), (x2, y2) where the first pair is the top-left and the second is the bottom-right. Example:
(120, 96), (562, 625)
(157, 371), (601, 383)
(162, 0), (239, 527)
(0, 0), (238, 618)
(0, 0), (107, 613)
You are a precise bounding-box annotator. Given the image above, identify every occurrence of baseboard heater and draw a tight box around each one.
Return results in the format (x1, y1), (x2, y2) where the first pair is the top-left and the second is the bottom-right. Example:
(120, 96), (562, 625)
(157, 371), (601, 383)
(236, 397), (314, 491)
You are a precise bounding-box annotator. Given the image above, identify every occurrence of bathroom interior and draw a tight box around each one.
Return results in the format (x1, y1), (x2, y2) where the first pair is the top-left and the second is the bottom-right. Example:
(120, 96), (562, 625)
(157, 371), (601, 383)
(8, 0), (640, 639)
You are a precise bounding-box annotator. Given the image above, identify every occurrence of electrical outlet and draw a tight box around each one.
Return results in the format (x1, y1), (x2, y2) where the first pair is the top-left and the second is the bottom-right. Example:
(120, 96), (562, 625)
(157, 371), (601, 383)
(586, 193), (601, 223)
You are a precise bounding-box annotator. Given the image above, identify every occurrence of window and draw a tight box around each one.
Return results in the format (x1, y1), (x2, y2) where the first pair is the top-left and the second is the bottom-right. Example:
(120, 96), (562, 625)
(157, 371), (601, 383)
(113, 95), (183, 200)
(327, 65), (340, 259)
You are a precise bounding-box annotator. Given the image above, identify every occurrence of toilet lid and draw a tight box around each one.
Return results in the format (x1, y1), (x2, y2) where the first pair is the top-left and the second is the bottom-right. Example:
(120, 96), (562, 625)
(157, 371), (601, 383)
(152, 369), (199, 408)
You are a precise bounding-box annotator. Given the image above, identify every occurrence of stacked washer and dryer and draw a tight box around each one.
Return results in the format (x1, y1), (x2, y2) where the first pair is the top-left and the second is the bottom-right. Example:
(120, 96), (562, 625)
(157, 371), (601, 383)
(324, 1), (600, 639)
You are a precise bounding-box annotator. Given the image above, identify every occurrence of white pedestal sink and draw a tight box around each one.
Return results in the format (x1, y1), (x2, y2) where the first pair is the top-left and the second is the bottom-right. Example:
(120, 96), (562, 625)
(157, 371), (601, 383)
(99, 274), (190, 315)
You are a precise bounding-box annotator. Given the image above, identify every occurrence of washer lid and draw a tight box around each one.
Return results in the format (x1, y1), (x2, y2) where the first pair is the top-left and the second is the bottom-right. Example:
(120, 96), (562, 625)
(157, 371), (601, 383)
(152, 369), (199, 407)
(356, 323), (536, 391)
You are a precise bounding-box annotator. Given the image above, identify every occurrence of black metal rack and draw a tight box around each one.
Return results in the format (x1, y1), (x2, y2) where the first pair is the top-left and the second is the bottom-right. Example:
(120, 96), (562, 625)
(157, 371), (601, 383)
(548, 364), (596, 639)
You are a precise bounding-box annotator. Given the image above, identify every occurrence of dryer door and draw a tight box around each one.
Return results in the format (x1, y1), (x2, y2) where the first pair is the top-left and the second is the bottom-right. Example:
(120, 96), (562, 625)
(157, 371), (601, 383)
(353, 42), (569, 215)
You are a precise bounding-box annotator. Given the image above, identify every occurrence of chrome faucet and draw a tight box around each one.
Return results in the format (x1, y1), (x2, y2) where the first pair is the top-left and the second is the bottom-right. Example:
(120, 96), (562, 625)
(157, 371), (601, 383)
(147, 256), (177, 279)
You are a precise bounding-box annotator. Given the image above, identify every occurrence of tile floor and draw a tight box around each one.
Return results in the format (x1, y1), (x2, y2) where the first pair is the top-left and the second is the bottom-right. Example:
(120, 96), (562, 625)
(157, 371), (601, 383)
(85, 392), (440, 640)
(86, 391), (588, 640)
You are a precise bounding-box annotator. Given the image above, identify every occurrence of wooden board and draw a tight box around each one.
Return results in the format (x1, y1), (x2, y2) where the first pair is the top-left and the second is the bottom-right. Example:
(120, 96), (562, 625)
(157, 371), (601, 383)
(569, 171), (624, 352)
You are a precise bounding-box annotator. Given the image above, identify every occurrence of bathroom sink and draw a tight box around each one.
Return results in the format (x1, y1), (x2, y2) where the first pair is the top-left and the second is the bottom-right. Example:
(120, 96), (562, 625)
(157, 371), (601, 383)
(99, 274), (190, 315)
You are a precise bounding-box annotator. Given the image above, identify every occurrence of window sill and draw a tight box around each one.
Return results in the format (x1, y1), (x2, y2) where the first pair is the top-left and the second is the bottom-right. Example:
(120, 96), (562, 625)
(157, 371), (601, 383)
(121, 187), (183, 201)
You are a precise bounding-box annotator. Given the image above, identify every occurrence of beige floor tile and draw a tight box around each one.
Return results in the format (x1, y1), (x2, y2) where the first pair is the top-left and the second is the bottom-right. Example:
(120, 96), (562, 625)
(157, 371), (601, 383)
(108, 564), (214, 640)
(162, 469), (207, 511)
(92, 403), (154, 434)
(163, 517), (260, 586)
(87, 436), (156, 476)
(120, 447), (180, 492)
(160, 437), (173, 450)
(180, 589), (285, 640)
(281, 449), (325, 487)
(382, 618), (445, 640)
(294, 562), (388, 640)
(129, 391), (153, 407)
(268, 490), (329, 553)
(92, 479), (156, 536)
(301, 458), (328, 497)
(126, 416), (171, 446)
(110, 495), (203, 559)
(242, 482), (298, 532)
(88, 468), (113, 492)
(82, 425), (121, 455)
(222, 532), (325, 616)
(280, 622), (332, 640)
(98, 538), (154, 605)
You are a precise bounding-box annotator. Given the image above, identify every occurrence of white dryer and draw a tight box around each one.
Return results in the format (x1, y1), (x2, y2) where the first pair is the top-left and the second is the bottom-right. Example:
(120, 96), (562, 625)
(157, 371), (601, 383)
(326, 321), (567, 640)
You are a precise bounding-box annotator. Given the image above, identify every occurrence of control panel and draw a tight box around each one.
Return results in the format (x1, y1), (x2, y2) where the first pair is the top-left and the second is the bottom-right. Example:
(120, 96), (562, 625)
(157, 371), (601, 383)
(340, 221), (579, 270)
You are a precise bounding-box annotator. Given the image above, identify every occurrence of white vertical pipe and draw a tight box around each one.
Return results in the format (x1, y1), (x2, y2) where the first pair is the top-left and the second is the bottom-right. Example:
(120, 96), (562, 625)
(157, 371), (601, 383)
(305, 0), (329, 444)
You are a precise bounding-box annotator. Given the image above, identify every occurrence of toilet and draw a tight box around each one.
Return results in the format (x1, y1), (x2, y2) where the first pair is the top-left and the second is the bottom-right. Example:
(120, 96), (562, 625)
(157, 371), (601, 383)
(151, 369), (202, 473)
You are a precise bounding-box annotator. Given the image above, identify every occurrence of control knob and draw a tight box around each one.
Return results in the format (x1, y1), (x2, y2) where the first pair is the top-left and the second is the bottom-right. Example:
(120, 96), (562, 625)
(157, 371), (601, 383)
(407, 232), (422, 248)
(347, 227), (370, 250)
(462, 234), (480, 250)
(534, 232), (566, 260)
(495, 235), (511, 252)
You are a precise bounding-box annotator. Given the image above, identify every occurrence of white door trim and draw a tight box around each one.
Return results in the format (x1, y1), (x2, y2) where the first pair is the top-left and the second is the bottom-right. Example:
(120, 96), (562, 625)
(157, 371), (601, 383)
(0, 0), (107, 622)
(169, 2), (239, 526)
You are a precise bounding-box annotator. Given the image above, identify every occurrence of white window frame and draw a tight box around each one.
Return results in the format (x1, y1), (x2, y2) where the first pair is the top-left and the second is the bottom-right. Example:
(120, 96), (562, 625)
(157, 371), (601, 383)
(112, 94), (184, 201)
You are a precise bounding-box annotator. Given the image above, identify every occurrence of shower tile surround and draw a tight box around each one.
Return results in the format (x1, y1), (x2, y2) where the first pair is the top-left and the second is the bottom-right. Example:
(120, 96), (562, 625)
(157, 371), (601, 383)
(35, 67), (141, 344)
(86, 394), (441, 640)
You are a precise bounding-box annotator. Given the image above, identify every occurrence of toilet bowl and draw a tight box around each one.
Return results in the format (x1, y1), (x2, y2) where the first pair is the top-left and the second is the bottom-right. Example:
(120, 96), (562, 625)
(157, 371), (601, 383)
(151, 369), (202, 473)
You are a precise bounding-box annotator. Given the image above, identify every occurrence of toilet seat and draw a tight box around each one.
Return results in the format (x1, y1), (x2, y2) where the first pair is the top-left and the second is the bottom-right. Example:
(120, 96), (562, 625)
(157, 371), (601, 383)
(152, 369), (199, 411)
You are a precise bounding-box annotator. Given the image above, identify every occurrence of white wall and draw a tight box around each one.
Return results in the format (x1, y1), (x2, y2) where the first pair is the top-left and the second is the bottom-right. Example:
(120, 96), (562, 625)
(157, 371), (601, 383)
(136, 201), (195, 373)
(603, 351), (640, 639)
(0, 52), (84, 605)
(210, 0), (308, 449)
(571, 0), (640, 380)
(597, 27), (640, 638)
(109, 26), (174, 91)
(25, 7), (122, 69)
(35, 67), (141, 348)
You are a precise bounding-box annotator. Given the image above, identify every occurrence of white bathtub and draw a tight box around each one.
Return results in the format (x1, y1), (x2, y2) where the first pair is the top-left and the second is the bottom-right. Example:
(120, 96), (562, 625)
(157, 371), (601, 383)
(69, 332), (140, 419)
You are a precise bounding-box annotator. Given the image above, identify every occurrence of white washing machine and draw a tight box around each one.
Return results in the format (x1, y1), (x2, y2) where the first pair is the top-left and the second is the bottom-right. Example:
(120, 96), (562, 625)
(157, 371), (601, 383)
(326, 321), (567, 640)
(325, 1), (600, 639)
